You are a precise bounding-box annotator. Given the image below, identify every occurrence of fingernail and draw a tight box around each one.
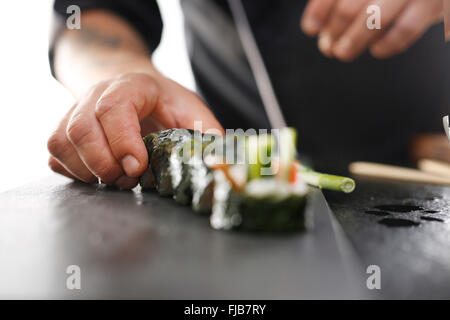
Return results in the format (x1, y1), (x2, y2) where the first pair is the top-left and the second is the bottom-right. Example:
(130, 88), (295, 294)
(115, 175), (138, 190)
(121, 155), (140, 177)
(334, 37), (353, 58)
(318, 33), (332, 56)
(302, 17), (321, 35)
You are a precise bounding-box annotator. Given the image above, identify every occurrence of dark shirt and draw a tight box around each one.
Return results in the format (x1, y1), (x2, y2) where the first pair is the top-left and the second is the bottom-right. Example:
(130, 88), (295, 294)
(51, 0), (450, 172)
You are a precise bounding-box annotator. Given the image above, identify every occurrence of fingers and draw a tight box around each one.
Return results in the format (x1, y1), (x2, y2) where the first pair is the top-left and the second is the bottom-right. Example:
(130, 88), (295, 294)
(301, 0), (336, 36)
(47, 105), (98, 183)
(370, 0), (443, 59)
(48, 156), (76, 180)
(95, 74), (224, 181)
(48, 72), (224, 190)
(94, 75), (159, 178)
(318, 0), (368, 56)
(332, 0), (409, 61)
(67, 86), (125, 184)
(48, 99), (137, 189)
(304, 0), (436, 61)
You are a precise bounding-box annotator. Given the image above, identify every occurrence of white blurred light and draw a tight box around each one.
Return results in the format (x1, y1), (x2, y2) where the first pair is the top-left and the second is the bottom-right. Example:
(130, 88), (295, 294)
(0, 0), (193, 192)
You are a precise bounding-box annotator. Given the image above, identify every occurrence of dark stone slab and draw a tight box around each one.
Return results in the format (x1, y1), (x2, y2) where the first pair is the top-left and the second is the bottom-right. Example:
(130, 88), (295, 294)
(325, 177), (450, 299)
(0, 175), (367, 299)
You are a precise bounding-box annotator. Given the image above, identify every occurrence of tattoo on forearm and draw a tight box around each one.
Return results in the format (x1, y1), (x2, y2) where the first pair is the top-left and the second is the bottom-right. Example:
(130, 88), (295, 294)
(65, 25), (149, 68)
(76, 27), (122, 48)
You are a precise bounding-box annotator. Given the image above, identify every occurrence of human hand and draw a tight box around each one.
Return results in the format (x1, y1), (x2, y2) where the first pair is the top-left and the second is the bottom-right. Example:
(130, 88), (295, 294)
(47, 72), (223, 189)
(301, 0), (443, 61)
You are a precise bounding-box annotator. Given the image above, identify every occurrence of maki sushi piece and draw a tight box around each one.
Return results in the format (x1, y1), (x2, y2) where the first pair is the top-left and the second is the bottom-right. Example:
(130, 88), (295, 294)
(210, 169), (309, 231)
(172, 154), (196, 205)
(139, 127), (355, 232)
(191, 133), (247, 214)
(172, 133), (217, 206)
(139, 129), (193, 196)
(190, 159), (215, 213)
(189, 134), (236, 213)
(138, 132), (162, 190)
(209, 128), (311, 232)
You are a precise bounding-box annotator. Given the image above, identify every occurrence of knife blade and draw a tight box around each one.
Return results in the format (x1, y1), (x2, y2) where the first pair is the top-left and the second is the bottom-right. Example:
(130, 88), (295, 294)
(227, 0), (287, 129)
(228, 0), (368, 297)
(444, 115), (450, 141)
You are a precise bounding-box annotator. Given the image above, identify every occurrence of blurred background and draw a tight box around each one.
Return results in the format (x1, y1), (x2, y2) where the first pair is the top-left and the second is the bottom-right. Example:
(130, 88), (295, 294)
(0, 0), (194, 192)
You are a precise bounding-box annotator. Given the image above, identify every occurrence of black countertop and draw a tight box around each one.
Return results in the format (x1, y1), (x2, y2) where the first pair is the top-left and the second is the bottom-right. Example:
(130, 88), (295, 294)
(0, 175), (449, 299)
(326, 178), (450, 299)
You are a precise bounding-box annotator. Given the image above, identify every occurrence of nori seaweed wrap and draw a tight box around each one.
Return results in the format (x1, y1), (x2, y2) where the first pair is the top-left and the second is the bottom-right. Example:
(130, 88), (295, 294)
(210, 169), (309, 232)
(190, 160), (214, 213)
(139, 129), (193, 196)
(137, 127), (352, 233)
(173, 133), (217, 207)
(138, 132), (159, 190)
(209, 128), (310, 232)
(191, 133), (246, 213)
(172, 160), (195, 205)
(170, 131), (201, 204)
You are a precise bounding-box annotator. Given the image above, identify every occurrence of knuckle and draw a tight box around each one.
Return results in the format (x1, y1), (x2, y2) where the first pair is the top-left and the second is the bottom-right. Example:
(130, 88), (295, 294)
(95, 94), (117, 119)
(95, 84), (134, 112)
(335, 5), (356, 23)
(66, 116), (91, 146)
(109, 131), (132, 150)
(123, 72), (159, 98)
(95, 73), (159, 120)
(108, 129), (141, 153)
(47, 132), (66, 158)
(96, 90), (145, 118)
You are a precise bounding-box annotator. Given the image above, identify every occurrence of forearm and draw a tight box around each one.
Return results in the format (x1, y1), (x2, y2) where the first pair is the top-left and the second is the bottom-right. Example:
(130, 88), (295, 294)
(54, 10), (159, 97)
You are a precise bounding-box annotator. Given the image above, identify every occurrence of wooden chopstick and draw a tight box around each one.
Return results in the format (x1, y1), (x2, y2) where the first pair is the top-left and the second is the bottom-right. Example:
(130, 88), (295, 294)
(349, 161), (450, 185)
(418, 159), (450, 179)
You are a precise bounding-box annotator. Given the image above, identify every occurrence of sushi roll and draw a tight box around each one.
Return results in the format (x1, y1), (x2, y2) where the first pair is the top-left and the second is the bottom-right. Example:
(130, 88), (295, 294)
(172, 157), (195, 205)
(210, 168), (309, 231)
(172, 133), (218, 207)
(209, 128), (311, 232)
(191, 133), (247, 213)
(171, 132), (207, 205)
(139, 129), (193, 196)
(138, 132), (159, 190)
(190, 159), (214, 213)
(139, 127), (354, 232)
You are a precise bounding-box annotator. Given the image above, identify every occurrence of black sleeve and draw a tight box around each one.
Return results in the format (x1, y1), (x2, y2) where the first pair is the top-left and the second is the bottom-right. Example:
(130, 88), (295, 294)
(49, 0), (163, 76)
